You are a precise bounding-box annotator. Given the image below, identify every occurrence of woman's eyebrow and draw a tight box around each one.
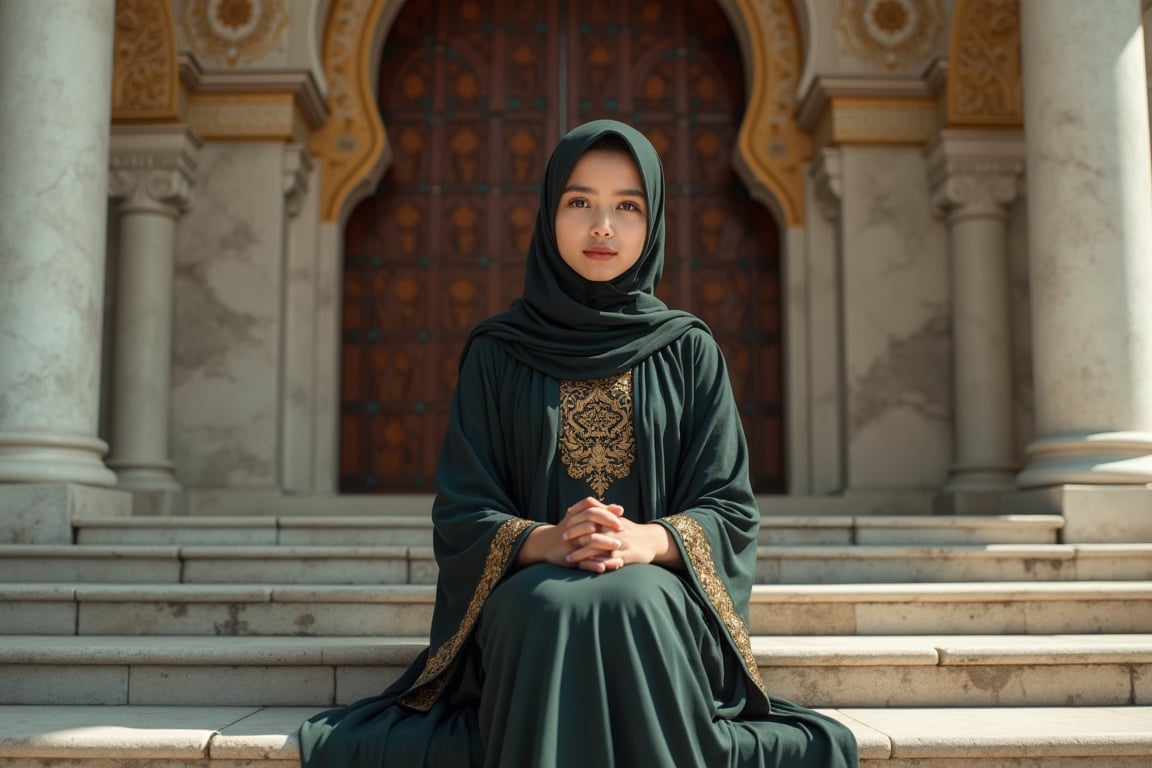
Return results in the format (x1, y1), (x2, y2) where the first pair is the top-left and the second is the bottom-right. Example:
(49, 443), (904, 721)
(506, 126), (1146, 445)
(562, 183), (645, 197)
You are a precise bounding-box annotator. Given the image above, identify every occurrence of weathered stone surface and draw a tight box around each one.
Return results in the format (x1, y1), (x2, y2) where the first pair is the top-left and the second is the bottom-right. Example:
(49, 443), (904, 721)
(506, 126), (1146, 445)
(0, 485), (129, 545)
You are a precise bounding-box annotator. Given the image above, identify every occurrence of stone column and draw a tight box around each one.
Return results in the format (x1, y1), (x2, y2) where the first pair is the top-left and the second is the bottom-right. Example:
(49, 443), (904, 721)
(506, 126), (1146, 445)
(927, 131), (1025, 514)
(0, 0), (118, 487)
(1013, 0), (1152, 540)
(106, 126), (200, 500)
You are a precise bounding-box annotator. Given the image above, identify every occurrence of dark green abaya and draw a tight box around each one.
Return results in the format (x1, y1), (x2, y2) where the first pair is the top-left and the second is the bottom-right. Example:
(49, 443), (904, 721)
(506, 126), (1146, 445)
(299, 120), (858, 768)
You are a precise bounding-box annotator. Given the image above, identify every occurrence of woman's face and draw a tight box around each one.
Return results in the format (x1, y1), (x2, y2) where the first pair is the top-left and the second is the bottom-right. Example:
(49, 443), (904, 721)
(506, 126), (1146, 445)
(554, 149), (648, 283)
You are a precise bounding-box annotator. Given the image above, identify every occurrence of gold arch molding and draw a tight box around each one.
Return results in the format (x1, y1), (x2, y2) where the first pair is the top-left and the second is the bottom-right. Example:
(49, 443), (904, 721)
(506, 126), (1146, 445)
(312, 0), (811, 226)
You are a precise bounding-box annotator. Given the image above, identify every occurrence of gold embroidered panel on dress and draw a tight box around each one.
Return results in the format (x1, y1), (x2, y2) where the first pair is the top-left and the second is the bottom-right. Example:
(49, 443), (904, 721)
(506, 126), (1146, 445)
(399, 516), (536, 711)
(559, 371), (636, 499)
(662, 514), (767, 697)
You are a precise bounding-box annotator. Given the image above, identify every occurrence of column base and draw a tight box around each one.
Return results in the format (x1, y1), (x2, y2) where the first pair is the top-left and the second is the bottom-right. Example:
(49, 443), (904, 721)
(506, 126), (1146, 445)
(1017, 431), (1152, 488)
(0, 483), (131, 544)
(107, 460), (182, 493)
(105, 460), (186, 516)
(0, 433), (117, 486)
(1003, 484), (1152, 543)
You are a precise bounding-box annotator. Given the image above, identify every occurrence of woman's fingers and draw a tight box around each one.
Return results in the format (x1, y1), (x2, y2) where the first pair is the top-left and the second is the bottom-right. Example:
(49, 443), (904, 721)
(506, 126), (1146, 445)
(565, 497), (602, 515)
(565, 533), (625, 564)
(576, 554), (625, 573)
(568, 531), (623, 553)
(565, 499), (624, 524)
(565, 507), (623, 533)
(555, 498), (633, 571)
(560, 517), (620, 541)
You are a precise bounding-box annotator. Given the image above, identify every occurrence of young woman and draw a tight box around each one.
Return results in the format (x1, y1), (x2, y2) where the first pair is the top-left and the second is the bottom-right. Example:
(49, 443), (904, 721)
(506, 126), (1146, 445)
(299, 120), (859, 768)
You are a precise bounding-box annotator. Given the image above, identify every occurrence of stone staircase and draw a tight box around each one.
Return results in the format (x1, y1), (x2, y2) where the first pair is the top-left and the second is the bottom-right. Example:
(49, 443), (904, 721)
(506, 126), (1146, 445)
(0, 511), (1149, 766)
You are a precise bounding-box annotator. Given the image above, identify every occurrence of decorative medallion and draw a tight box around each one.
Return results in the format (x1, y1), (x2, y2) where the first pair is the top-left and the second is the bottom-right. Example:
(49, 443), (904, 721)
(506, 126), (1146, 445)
(836, 0), (945, 72)
(179, 0), (289, 67)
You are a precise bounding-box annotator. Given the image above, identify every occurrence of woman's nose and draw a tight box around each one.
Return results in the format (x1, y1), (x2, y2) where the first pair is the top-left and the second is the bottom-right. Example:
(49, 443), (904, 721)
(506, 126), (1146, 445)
(592, 213), (613, 238)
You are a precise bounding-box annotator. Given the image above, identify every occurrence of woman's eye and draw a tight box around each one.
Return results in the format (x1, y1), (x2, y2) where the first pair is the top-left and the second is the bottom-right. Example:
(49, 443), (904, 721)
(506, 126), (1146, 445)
(568, 198), (589, 208)
(620, 201), (642, 212)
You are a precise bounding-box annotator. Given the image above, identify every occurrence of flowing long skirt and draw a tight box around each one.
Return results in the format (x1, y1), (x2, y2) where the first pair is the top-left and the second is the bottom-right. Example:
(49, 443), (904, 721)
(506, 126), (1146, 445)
(299, 563), (858, 767)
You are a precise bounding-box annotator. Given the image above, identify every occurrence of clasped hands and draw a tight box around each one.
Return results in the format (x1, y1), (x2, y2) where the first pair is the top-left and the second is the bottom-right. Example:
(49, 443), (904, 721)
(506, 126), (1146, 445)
(516, 497), (680, 573)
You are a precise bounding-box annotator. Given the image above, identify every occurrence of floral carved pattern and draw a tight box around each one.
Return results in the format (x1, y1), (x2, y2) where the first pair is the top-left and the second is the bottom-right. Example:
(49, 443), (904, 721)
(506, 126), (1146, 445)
(112, 0), (179, 119)
(179, 0), (289, 68)
(836, 0), (945, 72)
(948, 0), (1023, 126)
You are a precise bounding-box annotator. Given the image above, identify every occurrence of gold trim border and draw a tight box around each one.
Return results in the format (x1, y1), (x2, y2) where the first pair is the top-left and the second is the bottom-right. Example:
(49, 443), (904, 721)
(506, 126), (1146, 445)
(819, 96), (941, 146)
(399, 517), (537, 711)
(661, 513), (768, 699)
(797, 75), (945, 149)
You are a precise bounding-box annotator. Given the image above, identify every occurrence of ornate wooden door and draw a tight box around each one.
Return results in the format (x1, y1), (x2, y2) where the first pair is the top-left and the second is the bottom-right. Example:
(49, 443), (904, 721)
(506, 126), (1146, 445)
(340, 0), (783, 493)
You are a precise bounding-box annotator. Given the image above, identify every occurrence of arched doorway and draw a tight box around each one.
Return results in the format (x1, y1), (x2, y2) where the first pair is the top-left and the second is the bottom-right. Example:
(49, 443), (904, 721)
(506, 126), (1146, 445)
(339, 0), (783, 493)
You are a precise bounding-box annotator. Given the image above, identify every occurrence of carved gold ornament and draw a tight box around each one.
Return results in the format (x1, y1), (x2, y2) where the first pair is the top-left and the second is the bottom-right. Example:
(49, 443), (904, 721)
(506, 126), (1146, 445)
(948, 0), (1023, 126)
(112, 0), (179, 121)
(836, 0), (945, 72)
(180, 0), (289, 68)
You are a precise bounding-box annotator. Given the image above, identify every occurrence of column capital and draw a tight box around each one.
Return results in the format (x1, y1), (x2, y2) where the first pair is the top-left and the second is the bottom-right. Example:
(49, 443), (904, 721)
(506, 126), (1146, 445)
(926, 129), (1025, 220)
(108, 124), (201, 216)
(809, 147), (843, 222)
(284, 143), (314, 218)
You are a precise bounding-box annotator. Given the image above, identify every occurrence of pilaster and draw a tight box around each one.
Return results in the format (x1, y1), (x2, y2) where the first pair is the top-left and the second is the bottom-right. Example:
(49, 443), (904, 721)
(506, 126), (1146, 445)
(926, 129), (1025, 514)
(106, 125), (201, 512)
(804, 148), (847, 495)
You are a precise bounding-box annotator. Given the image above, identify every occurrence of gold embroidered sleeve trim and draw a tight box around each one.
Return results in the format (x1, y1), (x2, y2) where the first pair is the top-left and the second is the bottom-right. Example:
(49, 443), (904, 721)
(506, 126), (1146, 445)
(559, 371), (636, 499)
(399, 516), (536, 711)
(662, 513), (767, 697)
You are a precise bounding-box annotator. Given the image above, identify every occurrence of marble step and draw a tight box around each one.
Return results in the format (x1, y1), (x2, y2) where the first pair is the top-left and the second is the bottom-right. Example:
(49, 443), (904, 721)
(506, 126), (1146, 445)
(3, 582), (1150, 637)
(2, 542), (1148, 585)
(0, 634), (1148, 709)
(72, 513), (1065, 547)
(0, 704), (1149, 767)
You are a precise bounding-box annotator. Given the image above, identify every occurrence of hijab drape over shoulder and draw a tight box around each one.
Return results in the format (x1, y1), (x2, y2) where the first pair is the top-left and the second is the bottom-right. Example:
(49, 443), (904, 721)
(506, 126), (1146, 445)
(463, 120), (708, 380)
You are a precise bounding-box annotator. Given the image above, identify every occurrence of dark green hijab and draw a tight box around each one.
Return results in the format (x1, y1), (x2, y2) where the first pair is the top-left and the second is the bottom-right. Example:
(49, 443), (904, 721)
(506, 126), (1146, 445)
(463, 120), (708, 380)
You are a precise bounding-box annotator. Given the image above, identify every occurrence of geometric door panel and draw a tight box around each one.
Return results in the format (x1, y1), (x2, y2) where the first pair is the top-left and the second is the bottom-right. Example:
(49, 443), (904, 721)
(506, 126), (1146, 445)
(340, 0), (783, 493)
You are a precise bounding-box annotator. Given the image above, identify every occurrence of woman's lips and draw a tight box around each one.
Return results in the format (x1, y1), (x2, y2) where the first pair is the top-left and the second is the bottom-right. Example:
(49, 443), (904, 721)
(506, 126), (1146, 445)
(584, 248), (616, 261)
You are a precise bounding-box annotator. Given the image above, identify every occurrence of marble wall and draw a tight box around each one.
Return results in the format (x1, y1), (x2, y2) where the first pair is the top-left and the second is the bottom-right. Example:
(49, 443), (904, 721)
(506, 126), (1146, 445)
(171, 143), (287, 489)
(839, 146), (951, 490)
